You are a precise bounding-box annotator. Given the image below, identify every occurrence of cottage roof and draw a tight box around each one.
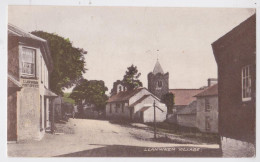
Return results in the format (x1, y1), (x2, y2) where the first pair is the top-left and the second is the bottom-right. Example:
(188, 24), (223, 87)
(194, 84), (218, 97)
(153, 60), (164, 75)
(107, 87), (144, 103)
(8, 23), (54, 72)
(177, 101), (197, 115)
(139, 106), (150, 112)
(169, 89), (203, 106)
(8, 24), (47, 42)
(129, 95), (151, 107)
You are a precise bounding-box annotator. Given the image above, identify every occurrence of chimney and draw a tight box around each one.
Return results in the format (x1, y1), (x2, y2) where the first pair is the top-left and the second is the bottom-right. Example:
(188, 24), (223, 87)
(208, 78), (218, 87)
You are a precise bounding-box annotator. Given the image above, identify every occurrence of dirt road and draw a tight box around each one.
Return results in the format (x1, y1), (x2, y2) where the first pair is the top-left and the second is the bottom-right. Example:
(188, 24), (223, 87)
(8, 119), (221, 157)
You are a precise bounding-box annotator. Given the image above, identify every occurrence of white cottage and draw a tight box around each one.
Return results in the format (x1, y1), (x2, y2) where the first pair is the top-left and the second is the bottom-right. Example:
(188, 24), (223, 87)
(106, 87), (167, 122)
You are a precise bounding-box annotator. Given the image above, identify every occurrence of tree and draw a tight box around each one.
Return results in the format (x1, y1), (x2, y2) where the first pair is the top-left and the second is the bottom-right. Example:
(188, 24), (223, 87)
(161, 92), (175, 114)
(122, 64), (143, 90)
(70, 79), (108, 112)
(31, 31), (87, 95)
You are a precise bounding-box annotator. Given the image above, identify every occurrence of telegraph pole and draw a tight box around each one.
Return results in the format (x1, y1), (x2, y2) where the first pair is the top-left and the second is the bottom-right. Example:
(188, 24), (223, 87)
(153, 100), (164, 139)
(153, 100), (157, 139)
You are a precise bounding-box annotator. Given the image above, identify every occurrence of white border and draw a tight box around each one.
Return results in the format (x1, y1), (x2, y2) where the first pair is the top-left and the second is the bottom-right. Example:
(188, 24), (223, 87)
(0, 0), (259, 162)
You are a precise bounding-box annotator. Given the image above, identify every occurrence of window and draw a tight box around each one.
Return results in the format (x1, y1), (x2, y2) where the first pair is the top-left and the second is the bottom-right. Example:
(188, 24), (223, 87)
(157, 80), (163, 88)
(122, 103), (124, 113)
(21, 47), (36, 76)
(205, 116), (211, 131)
(205, 98), (210, 112)
(110, 104), (112, 113)
(119, 86), (122, 92)
(242, 65), (252, 101)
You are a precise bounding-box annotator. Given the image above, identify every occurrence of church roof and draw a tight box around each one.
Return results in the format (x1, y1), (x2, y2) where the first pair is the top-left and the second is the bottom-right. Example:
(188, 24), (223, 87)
(153, 60), (164, 74)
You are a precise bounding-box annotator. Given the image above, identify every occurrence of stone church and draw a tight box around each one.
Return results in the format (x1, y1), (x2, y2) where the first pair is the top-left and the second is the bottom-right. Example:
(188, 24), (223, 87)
(105, 60), (169, 122)
(147, 60), (169, 100)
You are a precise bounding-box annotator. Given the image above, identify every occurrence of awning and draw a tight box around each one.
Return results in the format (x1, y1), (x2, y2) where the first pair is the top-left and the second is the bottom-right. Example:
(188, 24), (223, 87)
(8, 74), (22, 88)
(44, 88), (58, 98)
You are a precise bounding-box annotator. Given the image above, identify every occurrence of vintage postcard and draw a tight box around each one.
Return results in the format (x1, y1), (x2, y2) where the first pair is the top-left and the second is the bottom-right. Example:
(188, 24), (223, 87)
(6, 5), (256, 158)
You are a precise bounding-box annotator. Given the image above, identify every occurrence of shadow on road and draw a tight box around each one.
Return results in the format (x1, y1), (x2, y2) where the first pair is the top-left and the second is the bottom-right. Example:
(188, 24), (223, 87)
(56, 144), (222, 157)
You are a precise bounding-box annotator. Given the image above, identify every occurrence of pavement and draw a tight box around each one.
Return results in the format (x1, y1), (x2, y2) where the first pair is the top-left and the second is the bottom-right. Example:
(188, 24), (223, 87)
(8, 119), (222, 157)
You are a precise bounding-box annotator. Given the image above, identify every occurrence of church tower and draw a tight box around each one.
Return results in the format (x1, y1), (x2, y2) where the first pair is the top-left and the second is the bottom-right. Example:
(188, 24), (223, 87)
(148, 60), (169, 99)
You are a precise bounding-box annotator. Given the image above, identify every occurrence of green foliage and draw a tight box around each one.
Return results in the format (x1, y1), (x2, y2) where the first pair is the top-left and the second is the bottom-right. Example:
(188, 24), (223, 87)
(62, 93), (75, 104)
(31, 31), (87, 95)
(70, 79), (108, 111)
(161, 92), (175, 114)
(122, 64), (143, 90)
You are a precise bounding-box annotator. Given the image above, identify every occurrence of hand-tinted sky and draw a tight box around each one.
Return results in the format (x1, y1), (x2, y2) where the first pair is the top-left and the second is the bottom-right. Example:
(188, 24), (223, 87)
(8, 6), (255, 92)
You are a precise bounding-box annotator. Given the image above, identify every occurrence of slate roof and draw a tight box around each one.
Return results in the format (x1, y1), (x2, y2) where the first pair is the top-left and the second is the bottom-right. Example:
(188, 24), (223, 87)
(8, 24), (47, 42)
(169, 89), (203, 106)
(107, 87), (144, 103)
(153, 60), (164, 74)
(129, 95), (151, 107)
(194, 84), (218, 97)
(139, 106), (150, 112)
(177, 100), (197, 115)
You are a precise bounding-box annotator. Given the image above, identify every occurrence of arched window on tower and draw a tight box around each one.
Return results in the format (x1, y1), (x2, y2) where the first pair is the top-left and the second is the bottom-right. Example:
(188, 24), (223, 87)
(157, 80), (163, 88)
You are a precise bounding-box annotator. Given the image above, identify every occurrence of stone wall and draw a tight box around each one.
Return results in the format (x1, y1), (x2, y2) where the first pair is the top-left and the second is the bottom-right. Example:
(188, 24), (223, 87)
(147, 72), (169, 99)
(220, 137), (255, 157)
(17, 86), (41, 141)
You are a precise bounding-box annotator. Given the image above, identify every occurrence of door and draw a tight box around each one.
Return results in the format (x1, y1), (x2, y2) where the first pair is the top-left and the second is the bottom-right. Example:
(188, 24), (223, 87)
(44, 97), (47, 129)
(7, 91), (17, 141)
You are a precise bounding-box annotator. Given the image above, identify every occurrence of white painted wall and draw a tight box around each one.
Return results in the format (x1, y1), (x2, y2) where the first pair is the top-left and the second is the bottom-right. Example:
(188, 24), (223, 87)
(143, 105), (167, 122)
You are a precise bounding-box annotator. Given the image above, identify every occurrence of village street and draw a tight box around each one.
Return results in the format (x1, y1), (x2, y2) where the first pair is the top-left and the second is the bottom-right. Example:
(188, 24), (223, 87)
(8, 119), (221, 157)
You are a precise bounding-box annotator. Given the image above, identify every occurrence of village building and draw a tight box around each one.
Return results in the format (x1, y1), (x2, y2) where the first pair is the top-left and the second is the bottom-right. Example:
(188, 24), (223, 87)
(167, 89), (203, 123)
(195, 84), (218, 133)
(148, 60), (169, 100)
(176, 100), (197, 128)
(106, 87), (167, 122)
(167, 79), (217, 127)
(7, 24), (57, 142)
(212, 14), (256, 156)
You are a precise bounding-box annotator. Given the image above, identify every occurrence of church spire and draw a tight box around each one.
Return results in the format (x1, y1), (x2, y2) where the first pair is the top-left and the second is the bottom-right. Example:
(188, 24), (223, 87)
(152, 60), (164, 75)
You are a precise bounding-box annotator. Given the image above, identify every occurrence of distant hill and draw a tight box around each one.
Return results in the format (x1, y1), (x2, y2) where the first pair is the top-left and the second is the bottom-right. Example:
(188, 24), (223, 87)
(63, 93), (75, 105)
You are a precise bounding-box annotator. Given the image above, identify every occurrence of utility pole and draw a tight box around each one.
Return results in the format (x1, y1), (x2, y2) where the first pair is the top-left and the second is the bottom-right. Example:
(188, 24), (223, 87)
(153, 100), (164, 140)
(153, 100), (157, 139)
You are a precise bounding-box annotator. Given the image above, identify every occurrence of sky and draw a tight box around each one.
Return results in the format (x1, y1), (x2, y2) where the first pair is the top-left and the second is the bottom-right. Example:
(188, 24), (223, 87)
(8, 6), (255, 93)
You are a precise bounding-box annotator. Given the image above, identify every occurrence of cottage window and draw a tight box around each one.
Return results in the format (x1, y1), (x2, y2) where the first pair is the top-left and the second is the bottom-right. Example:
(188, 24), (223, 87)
(21, 47), (36, 76)
(205, 116), (211, 131)
(242, 65), (252, 102)
(205, 98), (210, 112)
(157, 80), (163, 88)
